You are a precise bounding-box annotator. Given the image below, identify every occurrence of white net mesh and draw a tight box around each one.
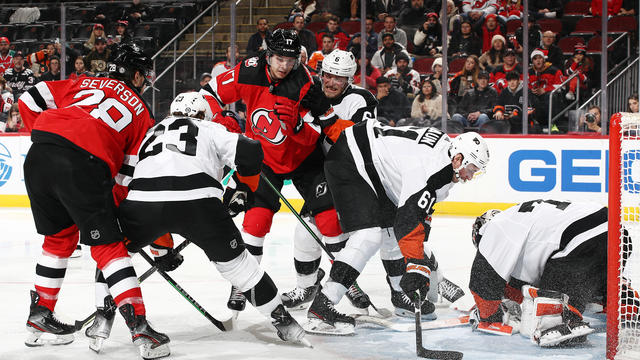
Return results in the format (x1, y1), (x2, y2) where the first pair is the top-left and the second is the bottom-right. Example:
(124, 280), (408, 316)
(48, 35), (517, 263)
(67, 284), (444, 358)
(615, 114), (640, 359)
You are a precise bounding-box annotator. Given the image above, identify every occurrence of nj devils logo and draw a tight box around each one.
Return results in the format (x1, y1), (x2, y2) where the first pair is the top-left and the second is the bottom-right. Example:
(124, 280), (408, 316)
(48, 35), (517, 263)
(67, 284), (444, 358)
(250, 108), (286, 145)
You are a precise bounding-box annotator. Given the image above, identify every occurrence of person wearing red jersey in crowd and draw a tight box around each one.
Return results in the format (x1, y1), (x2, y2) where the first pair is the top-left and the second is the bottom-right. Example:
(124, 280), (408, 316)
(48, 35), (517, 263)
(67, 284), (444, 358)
(352, 50), (382, 94)
(564, 44), (593, 101)
(528, 49), (563, 132)
(0, 37), (13, 75)
(17, 43), (170, 359)
(200, 29), (351, 315)
(69, 56), (91, 80)
(490, 48), (522, 93)
(315, 15), (350, 51)
(497, 0), (523, 22)
(476, 13), (504, 53)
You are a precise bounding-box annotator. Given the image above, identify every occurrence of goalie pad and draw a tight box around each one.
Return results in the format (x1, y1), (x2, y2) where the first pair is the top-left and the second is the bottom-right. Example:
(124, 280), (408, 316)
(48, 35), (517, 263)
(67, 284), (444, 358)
(469, 300), (521, 336)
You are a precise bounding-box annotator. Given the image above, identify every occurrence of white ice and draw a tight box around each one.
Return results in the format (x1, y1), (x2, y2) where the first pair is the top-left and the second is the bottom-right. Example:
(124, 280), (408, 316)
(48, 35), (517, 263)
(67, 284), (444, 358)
(0, 208), (606, 359)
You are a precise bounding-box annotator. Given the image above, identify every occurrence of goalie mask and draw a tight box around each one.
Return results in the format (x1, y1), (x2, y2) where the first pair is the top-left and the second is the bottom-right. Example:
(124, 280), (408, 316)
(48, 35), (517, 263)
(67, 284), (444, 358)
(170, 92), (211, 121)
(471, 209), (501, 248)
(449, 132), (490, 183)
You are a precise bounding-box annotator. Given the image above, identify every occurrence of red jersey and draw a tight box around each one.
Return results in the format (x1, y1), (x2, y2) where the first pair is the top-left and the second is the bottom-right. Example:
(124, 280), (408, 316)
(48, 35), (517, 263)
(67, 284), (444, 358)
(200, 55), (319, 174)
(0, 53), (12, 75)
(17, 77), (154, 183)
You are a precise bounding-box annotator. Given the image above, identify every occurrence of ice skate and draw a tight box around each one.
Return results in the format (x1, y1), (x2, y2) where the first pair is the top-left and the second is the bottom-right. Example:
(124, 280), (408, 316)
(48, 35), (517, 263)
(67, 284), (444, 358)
(270, 304), (312, 347)
(345, 281), (371, 313)
(25, 290), (75, 347)
(119, 304), (170, 360)
(85, 295), (116, 353)
(437, 277), (465, 303)
(227, 285), (246, 317)
(305, 291), (355, 335)
(390, 288), (437, 320)
(281, 268), (325, 310)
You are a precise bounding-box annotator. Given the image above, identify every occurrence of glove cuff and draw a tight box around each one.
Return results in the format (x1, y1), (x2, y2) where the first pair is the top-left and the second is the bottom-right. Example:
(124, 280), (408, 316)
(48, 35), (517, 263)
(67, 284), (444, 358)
(150, 245), (169, 257)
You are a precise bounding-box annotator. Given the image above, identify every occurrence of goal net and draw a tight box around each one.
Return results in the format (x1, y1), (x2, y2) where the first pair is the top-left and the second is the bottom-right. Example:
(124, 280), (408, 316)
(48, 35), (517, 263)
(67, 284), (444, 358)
(608, 112), (640, 360)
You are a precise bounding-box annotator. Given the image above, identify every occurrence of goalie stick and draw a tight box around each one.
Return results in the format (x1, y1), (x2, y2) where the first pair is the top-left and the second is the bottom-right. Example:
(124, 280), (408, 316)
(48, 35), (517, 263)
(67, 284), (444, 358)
(415, 294), (464, 360)
(261, 174), (392, 318)
(353, 314), (470, 332)
(74, 240), (192, 331)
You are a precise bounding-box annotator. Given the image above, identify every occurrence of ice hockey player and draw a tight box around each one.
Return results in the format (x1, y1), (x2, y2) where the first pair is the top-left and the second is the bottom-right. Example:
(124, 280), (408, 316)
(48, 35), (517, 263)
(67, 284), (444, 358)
(114, 92), (309, 347)
(468, 200), (612, 346)
(199, 29), (352, 314)
(280, 49), (381, 311)
(306, 127), (490, 335)
(17, 43), (170, 358)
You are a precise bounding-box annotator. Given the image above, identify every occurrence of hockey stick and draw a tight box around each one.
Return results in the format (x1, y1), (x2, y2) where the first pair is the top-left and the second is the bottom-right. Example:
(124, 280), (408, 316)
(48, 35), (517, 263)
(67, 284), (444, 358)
(261, 174), (391, 318)
(353, 314), (469, 332)
(414, 294), (464, 360)
(74, 240), (193, 331)
(138, 250), (232, 332)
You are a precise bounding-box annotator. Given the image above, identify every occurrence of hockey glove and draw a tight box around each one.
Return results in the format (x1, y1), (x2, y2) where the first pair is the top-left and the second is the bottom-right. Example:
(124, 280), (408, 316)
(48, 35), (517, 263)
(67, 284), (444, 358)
(223, 186), (249, 217)
(274, 100), (299, 129)
(300, 77), (333, 119)
(400, 258), (431, 301)
(150, 244), (184, 272)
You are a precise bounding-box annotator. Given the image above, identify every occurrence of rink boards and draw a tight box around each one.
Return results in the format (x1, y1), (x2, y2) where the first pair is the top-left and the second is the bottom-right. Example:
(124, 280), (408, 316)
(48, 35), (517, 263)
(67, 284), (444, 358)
(0, 133), (611, 215)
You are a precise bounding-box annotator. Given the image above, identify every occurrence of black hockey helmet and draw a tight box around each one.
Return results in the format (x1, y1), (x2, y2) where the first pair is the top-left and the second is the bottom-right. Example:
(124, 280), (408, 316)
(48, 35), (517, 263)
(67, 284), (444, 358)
(267, 29), (301, 59)
(471, 209), (501, 248)
(108, 42), (153, 90)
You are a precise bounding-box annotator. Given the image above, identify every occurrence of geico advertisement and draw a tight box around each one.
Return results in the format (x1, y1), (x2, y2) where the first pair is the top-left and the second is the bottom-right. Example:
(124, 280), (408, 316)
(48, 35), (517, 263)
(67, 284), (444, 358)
(0, 135), (30, 195)
(447, 137), (610, 205)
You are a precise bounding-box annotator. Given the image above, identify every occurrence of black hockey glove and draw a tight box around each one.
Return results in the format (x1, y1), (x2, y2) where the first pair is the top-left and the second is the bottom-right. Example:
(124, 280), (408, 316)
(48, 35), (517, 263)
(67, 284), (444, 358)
(399, 258), (431, 301)
(150, 244), (184, 272)
(301, 76), (332, 118)
(223, 186), (249, 217)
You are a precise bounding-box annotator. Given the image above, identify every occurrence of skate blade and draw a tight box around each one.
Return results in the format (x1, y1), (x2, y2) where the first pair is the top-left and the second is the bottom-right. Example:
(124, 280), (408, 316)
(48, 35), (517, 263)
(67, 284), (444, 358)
(25, 332), (74, 347)
(394, 308), (437, 321)
(303, 319), (355, 336)
(284, 302), (311, 311)
(139, 342), (170, 360)
(299, 337), (313, 348)
(89, 336), (105, 353)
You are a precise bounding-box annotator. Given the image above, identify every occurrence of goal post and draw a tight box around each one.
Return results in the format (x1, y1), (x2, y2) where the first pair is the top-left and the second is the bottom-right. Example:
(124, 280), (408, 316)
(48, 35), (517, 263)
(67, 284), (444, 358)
(608, 112), (640, 360)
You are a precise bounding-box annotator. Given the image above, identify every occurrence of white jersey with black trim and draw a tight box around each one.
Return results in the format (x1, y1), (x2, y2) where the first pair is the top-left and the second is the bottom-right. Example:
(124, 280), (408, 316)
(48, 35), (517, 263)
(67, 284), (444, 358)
(127, 116), (240, 202)
(343, 120), (454, 208)
(479, 200), (607, 284)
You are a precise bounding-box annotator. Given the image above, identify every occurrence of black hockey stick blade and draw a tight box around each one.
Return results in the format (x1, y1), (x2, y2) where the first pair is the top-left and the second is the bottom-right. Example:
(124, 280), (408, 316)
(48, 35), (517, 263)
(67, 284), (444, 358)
(414, 293), (463, 360)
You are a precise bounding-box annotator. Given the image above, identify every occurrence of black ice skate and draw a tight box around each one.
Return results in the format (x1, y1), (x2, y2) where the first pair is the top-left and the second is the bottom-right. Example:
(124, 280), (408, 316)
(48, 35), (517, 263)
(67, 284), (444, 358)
(85, 295), (116, 353)
(270, 304), (312, 347)
(227, 285), (246, 314)
(390, 288), (437, 320)
(306, 291), (355, 335)
(281, 268), (325, 310)
(345, 281), (371, 312)
(25, 290), (75, 347)
(119, 304), (170, 360)
(437, 277), (466, 303)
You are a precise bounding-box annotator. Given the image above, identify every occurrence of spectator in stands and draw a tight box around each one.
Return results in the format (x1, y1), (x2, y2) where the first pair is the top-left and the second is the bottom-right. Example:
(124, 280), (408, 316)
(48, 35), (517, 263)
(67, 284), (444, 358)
(411, 79), (446, 121)
(537, 31), (563, 70)
(414, 12), (442, 56)
(377, 15), (407, 49)
(564, 44), (594, 101)
(69, 56), (91, 80)
(479, 34), (507, 70)
(199, 73), (212, 89)
(84, 24), (106, 53)
(371, 33), (411, 74)
(375, 76), (411, 125)
(110, 20), (132, 48)
(476, 14), (504, 53)
(619, 0), (638, 15)
(26, 43), (57, 77)
(449, 19), (482, 58)
(590, 0), (622, 17)
(490, 48), (522, 93)
(0, 37), (12, 75)
(292, 14), (317, 53)
(316, 15), (350, 50)
(40, 57), (61, 82)
(308, 34), (334, 72)
(446, 0), (461, 29)
(3, 52), (36, 102)
(84, 37), (111, 74)
(498, 0), (524, 22)
(579, 105), (602, 133)
(211, 45), (240, 80)
(373, 0), (404, 21)
(449, 55), (482, 103)
(462, 0), (499, 27)
(385, 53), (421, 96)
(94, 0), (123, 25)
(528, 49), (564, 131)
(399, 0), (431, 27)
(452, 70), (497, 127)
(529, 0), (562, 19)
(513, 15), (542, 56)
(348, 15), (378, 58)
(126, 0), (151, 25)
(493, 71), (525, 133)
(353, 51), (382, 94)
(428, 57), (444, 92)
(246, 17), (271, 58)
(5, 103), (26, 133)
(289, 0), (318, 23)
(628, 94), (639, 113)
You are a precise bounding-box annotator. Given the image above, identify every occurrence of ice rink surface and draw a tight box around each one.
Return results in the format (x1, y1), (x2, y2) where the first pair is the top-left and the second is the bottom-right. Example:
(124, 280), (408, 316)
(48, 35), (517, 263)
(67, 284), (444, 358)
(0, 208), (606, 360)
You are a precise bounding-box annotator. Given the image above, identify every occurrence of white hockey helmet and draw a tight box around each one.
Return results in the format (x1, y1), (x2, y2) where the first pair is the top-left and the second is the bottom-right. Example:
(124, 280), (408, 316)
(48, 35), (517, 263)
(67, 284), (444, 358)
(170, 92), (211, 121)
(321, 49), (357, 84)
(471, 209), (501, 248)
(449, 132), (490, 182)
